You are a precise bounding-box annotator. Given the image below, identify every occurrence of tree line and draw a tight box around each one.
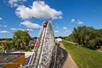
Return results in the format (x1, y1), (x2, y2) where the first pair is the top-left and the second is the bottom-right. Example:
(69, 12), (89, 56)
(67, 26), (102, 49)
(13, 30), (31, 50)
(0, 30), (31, 52)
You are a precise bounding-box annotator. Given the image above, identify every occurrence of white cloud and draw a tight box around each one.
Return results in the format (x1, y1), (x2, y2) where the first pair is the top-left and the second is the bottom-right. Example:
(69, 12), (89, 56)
(54, 30), (59, 33)
(63, 27), (68, 33)
(63, 27), (72, 35)
(0, 25), (7, 28)
(8, 0), (18, 7)
(10, 28), (17, 30)
(0, 31), (9, 34)
(77, 19), (84, 25)
(4, 25), (7, 28)
(63, 27), (67, 30)
(8, 0), (26, 7)
(0, 17), (3, 20)
(71, 18), (84, 25)
(17, 28), (27, 31)
(10, 28), (33, 32)
(16, 1), (62, 19)
(71, 18), (75, 23)
(21, 21), (41, 29)
(26, 29), (33, 32)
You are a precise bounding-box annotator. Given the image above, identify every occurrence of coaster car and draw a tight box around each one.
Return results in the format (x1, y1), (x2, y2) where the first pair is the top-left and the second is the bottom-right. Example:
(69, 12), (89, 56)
(43, 21), (48, 28)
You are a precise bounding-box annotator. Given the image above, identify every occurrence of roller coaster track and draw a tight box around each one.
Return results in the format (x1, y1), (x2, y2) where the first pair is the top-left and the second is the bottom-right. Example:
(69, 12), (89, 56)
(22, 21), (57, 68)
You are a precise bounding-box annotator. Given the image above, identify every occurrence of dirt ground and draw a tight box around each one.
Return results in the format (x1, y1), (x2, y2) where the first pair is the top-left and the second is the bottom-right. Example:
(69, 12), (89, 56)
(60, 43), (78, 68)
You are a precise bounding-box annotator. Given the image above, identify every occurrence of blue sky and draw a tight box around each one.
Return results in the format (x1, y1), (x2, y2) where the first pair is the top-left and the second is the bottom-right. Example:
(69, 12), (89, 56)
(0, 0), (102, 38)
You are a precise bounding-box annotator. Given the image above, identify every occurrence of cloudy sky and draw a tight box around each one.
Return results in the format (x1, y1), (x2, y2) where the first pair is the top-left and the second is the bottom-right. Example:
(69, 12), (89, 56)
(0, 0), (102, 38)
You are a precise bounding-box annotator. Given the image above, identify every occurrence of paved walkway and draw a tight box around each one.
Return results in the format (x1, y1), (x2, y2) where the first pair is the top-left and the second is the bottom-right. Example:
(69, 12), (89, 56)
(60, 43), (78, 68)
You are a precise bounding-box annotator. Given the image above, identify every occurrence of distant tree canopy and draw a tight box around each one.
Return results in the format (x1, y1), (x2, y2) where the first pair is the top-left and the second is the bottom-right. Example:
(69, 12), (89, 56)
(13, 30), (31, 50)
(67, 26), (102, 49)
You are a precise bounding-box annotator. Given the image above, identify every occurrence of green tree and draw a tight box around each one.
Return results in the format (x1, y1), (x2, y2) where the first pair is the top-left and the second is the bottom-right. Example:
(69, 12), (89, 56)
(68, 25), (102, 49)
(13, 30), (31, 50)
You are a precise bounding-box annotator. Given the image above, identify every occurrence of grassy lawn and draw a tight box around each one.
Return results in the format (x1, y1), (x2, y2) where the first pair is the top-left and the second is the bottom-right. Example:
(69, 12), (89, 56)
(98, 47), (102, 51)
(62, 40), (102, 68)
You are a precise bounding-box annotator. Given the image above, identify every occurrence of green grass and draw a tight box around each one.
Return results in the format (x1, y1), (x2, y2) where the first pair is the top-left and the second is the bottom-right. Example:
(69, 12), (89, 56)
(98, 47), (102, 51)
(62, 40), (102, 68)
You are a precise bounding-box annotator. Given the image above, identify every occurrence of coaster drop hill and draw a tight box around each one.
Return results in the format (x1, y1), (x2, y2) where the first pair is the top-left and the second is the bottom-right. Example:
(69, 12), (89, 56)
(24, 20), (57, 68)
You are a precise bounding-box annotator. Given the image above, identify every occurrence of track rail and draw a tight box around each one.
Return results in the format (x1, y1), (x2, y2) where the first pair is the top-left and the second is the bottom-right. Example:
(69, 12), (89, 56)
(22, 21), (56, 68)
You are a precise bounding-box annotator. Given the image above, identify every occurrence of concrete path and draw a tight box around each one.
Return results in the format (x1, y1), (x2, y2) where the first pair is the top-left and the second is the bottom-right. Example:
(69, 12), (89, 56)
(60, 43), (78, 68)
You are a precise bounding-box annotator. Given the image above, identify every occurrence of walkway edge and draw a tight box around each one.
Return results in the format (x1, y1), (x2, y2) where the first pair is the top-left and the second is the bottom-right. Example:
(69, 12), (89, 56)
(60, 43), (78, 68)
